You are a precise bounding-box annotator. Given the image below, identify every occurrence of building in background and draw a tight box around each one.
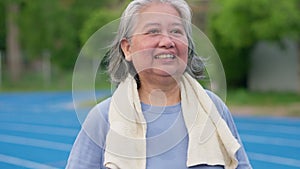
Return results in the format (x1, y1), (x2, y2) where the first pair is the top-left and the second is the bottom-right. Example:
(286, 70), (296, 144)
(248, 39), (300, 93)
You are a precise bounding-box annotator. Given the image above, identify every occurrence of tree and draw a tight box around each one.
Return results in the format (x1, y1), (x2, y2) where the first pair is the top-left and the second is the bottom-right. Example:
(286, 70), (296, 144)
(208, 0), (300, 88)
(6, 0), (22, 82)
(19, 0), (124, 70)
(19, 0), (78, 69)
(1, 0), (131, 86)
(0, 1), (5, 51)
(79, 0), (129, 44)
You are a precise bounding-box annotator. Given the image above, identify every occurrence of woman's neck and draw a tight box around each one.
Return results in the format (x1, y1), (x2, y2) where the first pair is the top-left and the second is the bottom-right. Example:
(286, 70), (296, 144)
(138, 78), (181, 106)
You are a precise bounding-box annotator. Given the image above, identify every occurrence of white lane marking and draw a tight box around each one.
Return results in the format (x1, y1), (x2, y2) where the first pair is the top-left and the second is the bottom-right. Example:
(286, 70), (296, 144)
(0, 154), (59, 169)
(236, 122), (300, 135)
(0, 122), (78, 136)
(0, 134), (72, 151)
(241, 134), (300, 148)
(248, 152), (300, 168)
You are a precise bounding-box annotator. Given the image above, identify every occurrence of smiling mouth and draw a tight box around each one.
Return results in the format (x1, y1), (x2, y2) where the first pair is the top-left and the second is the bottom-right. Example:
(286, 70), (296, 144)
(154, 54), (175, 59)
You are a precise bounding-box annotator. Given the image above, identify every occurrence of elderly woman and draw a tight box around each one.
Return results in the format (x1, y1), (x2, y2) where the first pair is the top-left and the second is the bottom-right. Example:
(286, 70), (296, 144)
(66, 0), (252, 169)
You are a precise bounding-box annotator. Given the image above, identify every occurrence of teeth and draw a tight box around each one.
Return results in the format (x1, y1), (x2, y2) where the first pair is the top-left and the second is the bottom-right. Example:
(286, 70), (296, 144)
(155, 54), (175, 59)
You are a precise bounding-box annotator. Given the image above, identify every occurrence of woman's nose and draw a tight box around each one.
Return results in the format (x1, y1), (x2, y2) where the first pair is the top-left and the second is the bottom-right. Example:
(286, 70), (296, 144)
(158, 34), (175, 48)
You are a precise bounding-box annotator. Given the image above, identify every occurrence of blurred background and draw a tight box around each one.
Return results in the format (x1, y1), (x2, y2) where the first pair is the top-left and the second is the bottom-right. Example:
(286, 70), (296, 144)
(0, 0), (300, 168)
(0, 0), (299, 114)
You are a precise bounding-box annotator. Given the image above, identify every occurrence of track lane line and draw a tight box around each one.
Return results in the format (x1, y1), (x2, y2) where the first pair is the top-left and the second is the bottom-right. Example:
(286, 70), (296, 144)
(248, 152), (300, 168)
(0, 122), (78, 137)
(0, 154), (59, 169)
(0, 134), (72, 151)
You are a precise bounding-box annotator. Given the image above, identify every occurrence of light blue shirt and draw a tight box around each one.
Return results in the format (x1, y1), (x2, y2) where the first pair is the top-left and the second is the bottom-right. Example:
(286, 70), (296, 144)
(66, 91), (252, 169)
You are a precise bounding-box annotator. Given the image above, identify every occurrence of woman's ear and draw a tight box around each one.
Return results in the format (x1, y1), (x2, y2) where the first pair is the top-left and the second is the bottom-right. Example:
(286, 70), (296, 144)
(120, 38), (132, 61)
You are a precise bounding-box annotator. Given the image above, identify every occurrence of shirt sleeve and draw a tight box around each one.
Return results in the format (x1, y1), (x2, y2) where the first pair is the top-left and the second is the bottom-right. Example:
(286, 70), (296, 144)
(66, 98), (111, 169)
(66, 129), (104, 169)
(206, 90), (253, 169)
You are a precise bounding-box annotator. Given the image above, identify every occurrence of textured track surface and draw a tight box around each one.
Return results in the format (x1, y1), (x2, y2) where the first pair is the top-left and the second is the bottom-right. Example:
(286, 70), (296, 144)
(0, 92), (299, 169)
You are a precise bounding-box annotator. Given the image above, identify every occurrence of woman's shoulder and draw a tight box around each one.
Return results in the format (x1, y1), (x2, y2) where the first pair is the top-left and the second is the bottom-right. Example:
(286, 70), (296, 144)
(95, 97), (112, 115)
(82, 97), (112, 129)
(205, 90), (231, 120)
(205, 90), (226, 107)
(80, 97), (112, 147)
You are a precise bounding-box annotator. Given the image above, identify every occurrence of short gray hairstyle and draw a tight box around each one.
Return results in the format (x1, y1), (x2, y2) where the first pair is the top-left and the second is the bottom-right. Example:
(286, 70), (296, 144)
(107, 0), (204, 85)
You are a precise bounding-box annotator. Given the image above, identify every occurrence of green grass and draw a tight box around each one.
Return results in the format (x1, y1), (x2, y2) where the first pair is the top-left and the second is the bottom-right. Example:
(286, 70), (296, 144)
(1, 70), (72, 92)
(226, 89), (300, 106)
(0, 70), (111, 92)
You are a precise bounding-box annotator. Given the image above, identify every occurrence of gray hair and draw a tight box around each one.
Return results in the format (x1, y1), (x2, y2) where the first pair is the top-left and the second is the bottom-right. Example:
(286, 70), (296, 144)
(107, 0), (204, 85)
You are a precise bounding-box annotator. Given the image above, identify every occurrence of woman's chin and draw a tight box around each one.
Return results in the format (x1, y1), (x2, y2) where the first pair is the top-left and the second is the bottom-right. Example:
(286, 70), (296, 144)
(151, 69), (183, 79)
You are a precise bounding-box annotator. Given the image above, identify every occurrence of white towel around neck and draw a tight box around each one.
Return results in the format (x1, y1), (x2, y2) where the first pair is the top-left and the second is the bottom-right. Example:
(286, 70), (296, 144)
(104, 73), (240, 169)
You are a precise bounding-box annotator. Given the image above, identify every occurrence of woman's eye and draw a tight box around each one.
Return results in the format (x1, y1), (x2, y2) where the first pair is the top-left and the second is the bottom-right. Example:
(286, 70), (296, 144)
(147, 29), (160, 34)
(170, 29), (183, 35)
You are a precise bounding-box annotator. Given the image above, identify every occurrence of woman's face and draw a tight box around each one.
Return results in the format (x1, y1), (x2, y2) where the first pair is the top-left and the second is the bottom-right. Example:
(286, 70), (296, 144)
(121, 3), (189, 80)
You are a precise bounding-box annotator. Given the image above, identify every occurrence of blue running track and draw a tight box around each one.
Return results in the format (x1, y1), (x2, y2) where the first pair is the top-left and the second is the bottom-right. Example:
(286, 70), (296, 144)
(0, 92), (299, 169)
